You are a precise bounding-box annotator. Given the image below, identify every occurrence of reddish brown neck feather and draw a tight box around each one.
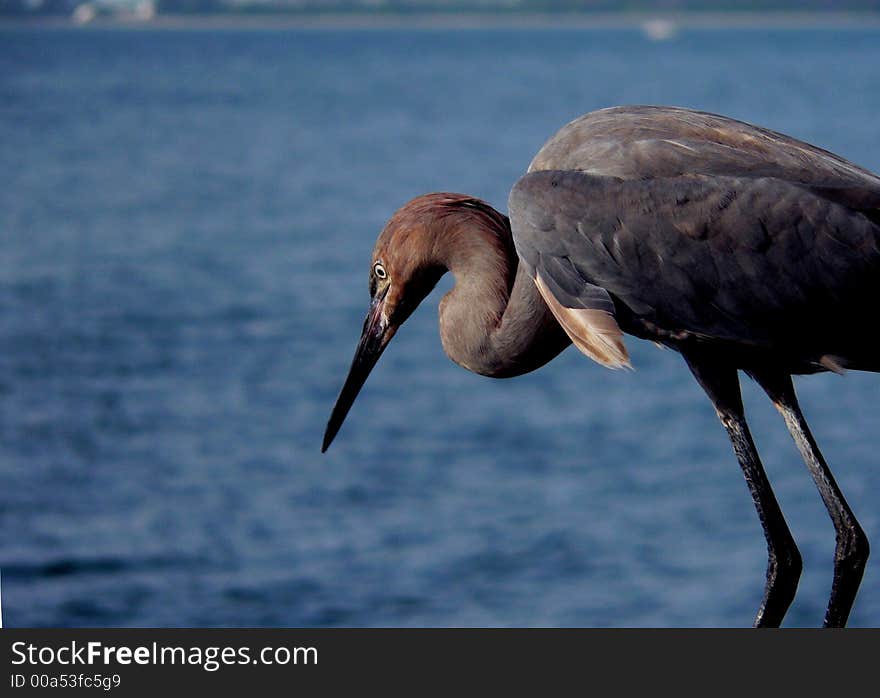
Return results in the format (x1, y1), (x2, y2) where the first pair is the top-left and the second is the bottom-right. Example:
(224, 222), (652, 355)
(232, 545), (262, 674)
(378, 195), (570, 378)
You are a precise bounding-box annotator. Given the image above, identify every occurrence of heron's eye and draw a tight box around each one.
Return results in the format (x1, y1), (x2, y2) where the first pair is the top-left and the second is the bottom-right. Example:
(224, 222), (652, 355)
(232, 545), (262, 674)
(373, 263), (387, 280)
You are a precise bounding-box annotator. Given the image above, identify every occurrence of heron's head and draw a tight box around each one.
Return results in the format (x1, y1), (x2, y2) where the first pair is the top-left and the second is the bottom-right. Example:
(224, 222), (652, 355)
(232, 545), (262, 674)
(322, 194), (462, 452)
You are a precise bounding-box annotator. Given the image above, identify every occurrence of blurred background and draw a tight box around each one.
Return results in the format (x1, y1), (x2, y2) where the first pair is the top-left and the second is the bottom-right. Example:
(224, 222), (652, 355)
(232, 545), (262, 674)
(1, 2), (879, 627)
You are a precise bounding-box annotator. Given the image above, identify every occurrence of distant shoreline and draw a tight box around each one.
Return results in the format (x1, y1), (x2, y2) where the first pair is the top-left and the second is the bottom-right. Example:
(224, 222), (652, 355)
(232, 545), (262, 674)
(5, 11), (880, 31)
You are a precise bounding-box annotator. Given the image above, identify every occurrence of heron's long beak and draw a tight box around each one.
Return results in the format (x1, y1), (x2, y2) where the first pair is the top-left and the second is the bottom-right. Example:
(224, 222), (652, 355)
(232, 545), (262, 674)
(322, 289), (396, 452)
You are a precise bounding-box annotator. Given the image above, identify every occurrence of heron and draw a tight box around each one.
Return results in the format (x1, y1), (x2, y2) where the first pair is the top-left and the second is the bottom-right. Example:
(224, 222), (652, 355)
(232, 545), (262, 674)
(322, 105), (879, 628)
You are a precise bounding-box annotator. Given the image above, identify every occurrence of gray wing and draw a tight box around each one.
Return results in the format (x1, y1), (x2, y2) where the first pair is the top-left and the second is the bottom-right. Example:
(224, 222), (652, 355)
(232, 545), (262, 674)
(529, 106), (880, 192)
(509, 169), (880, 366)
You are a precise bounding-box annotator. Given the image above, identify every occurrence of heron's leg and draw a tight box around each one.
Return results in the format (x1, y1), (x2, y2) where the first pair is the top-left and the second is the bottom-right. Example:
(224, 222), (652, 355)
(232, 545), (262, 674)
(751, 370), (869, 628)
(685, 355), (802, 627)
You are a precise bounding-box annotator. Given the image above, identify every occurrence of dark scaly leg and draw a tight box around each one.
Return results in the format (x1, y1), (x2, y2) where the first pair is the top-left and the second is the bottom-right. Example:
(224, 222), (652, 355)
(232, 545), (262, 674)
(752, 370), (869, 628)
(686, 355), (802, 627)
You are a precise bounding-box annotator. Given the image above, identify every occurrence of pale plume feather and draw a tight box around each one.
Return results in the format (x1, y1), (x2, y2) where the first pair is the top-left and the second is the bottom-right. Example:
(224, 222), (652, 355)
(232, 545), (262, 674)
(535, 273), (631, 369)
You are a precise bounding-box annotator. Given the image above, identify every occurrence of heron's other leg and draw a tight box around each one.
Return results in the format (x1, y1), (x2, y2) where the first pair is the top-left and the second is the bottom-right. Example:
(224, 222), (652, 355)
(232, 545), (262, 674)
(752, 370), (869, 628)
(685, 355), (802, 627)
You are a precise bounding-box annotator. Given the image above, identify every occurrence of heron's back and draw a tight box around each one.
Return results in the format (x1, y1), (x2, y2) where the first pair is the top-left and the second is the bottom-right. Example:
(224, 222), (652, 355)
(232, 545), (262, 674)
(529, 105), (880, 192)
(513, 106), (880, 373)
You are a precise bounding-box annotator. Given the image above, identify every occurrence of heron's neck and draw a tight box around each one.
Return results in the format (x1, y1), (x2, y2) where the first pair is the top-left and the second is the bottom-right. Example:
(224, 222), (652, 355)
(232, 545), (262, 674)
(436, 210), (569, 378)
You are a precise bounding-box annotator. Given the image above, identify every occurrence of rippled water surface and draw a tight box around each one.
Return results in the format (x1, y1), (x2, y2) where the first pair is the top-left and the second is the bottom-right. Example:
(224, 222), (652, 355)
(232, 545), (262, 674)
(1, 25), (879, 626)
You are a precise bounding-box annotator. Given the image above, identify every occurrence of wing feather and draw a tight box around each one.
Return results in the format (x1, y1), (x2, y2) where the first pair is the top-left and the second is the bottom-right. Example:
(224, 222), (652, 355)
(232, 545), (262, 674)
(534, 271), (630, 369)
(528, 106), (880, 193)
(509, 169), (880, 363)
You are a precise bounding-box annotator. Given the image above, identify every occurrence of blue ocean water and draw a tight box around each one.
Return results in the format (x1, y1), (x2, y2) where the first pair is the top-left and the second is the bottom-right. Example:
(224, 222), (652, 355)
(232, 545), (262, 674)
(1, 24), (879, 627)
